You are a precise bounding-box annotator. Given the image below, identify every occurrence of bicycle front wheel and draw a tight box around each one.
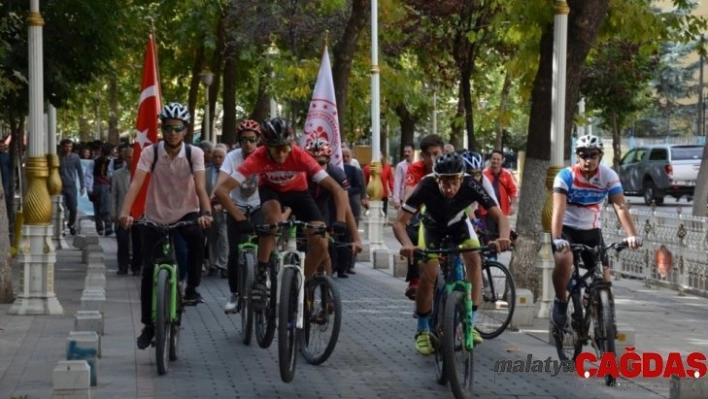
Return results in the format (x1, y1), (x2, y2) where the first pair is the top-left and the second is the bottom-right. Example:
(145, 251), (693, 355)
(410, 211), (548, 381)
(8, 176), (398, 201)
(476, 261), (516, 339)
(255, 262), (278, 349)
(278, 267), (300, 383)
(299, 275), (342, 365)
(155, 268), (171, 375)
(431, 270), (447, 386)
(443, 290), (474, 399)
(169, 281), (182, 361)
(596, 289), (616, 386)
(239, 249), (256, 345)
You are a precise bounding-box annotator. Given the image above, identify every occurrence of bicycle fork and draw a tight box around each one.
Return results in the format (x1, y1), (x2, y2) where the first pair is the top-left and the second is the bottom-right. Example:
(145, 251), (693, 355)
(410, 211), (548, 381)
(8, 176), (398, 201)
(446, 281), (474, 351)
(151, 264), (179, 323)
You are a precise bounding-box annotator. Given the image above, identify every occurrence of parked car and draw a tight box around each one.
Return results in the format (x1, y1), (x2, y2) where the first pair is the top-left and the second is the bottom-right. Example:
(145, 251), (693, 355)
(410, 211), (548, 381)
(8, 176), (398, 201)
(618, 144), (703, 205)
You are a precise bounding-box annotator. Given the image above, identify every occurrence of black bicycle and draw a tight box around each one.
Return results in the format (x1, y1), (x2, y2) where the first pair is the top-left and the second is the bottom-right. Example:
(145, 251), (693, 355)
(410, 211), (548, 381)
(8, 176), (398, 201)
(552, 241), (629, 386)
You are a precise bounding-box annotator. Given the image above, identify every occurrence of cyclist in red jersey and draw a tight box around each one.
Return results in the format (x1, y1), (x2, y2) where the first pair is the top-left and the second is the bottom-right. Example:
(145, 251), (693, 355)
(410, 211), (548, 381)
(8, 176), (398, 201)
(214, 117), (361, 310)
(401, 134), (445, 300)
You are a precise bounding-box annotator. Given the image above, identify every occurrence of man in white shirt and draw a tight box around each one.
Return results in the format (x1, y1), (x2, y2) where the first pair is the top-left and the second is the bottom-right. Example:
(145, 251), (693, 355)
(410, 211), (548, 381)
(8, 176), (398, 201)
(392, 144), (414, 210)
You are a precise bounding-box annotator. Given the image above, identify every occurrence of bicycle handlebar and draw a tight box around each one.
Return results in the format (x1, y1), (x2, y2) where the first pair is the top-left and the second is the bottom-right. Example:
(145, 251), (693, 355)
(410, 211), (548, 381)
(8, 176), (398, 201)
(413, 245), (498, 261)
(133, 219), (199, 231)
(567, 241), (630, 255)
(254, 219), (328, 234)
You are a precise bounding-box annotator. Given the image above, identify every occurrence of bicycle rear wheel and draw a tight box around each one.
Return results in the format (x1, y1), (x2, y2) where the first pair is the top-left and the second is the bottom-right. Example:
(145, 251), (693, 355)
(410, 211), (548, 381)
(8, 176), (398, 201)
(596, 289), (616, 386)
(255, 261), (278, 349)
(443, 291), (474, 399)
(553, 291), (583, 361)
(299, 275), (342, 365)
(278, 267), (300, 383)
(155, 269), (171, 375)
(169, 280), (182, 361)
(239, 249), (256, 345)
(476, 261), (516, 339)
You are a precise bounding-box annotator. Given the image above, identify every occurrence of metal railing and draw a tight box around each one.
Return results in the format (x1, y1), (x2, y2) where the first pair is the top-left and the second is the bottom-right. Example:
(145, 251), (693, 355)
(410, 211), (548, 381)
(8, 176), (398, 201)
(600, 202), (708, 297)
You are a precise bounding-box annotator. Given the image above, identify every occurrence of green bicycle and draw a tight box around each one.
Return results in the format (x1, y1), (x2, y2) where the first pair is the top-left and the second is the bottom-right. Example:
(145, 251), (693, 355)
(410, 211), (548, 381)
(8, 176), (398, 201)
(135, 219), (196, 376)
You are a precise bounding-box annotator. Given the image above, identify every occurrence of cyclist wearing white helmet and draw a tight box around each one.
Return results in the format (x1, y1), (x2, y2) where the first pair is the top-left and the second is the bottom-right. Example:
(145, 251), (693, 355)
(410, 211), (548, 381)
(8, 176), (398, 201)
(119, 102), (214, 350)
(550, 134), (641, 331)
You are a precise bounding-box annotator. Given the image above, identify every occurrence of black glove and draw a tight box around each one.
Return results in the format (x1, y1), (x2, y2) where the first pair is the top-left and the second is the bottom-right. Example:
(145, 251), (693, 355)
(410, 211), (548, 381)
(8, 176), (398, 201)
(235, 219), (253, 234)
(331, 221), (347, 236)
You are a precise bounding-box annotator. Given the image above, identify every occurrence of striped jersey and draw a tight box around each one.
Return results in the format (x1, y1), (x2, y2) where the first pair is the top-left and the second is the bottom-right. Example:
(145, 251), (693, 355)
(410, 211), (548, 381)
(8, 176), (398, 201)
(552, 165), (623, 230)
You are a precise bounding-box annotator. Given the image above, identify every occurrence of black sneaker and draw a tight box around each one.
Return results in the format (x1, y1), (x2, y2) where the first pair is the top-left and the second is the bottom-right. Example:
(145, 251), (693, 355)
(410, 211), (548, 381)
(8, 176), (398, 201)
(69, 227), (77, 236)
(336, 272), (349, 279)
(137, 325), (155, 350)
(251, 281), (268, 312)
(183, 289), (204, 305)
(552, 298), (568, 330)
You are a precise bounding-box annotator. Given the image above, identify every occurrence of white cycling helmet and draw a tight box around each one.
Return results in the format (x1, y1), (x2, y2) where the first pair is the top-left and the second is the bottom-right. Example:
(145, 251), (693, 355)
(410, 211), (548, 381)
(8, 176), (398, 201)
(159, 102), (191, 124)
(576, 134), (603, 152)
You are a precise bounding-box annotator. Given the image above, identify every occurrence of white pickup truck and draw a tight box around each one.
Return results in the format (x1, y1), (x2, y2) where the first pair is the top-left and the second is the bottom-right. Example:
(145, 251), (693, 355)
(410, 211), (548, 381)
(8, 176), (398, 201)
(618, 144), (703, 205)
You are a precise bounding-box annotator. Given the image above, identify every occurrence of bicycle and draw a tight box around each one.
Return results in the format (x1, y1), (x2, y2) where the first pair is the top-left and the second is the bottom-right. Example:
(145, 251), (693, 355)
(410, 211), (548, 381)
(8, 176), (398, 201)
(474, 229), (517, 339)
(414, 240), (500, 399)
(134, 219), (197, 376)
(254, 218), (342, 383)
(552, 241), (629, 387)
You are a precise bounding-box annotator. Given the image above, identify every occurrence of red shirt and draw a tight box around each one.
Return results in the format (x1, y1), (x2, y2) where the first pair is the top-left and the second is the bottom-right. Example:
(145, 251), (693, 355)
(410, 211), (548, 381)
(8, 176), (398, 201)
(404, 160), (428, 187)
(234, 146), (328, 192)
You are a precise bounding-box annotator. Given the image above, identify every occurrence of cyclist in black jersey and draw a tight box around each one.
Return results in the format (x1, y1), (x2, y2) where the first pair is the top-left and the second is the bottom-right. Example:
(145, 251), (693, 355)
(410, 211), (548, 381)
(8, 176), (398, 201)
(392, 152), (512, 355)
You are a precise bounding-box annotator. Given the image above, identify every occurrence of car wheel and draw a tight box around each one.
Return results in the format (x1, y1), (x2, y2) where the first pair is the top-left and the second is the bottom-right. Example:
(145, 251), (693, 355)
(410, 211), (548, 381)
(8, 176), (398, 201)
(643, 180), (663, 206)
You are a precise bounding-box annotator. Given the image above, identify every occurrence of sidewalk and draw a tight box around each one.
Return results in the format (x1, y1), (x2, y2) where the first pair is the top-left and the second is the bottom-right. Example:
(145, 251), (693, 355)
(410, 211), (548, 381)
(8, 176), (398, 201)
(0, 229), (705, 398)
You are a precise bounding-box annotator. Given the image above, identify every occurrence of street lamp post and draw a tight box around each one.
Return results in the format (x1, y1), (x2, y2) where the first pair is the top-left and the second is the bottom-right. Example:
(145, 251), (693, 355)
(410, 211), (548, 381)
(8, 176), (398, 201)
(537, 0), (569, 319)
(265, 37), (280, 119)
(10, 0), (63, 315)
(200, 69), (214, 142)
(366, 0), (390, 268)
(47, 104), (67, 250)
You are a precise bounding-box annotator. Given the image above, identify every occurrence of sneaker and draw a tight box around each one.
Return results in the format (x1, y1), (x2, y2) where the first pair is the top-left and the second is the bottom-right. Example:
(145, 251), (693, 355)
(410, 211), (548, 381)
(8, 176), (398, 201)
(251, 281), (268, 312)
(183, 289), (204, 305)
(405, 279), (419, 300)
(69, 227), (77, 236)
(414, 331), (437, 356)
(224, 293), (238, 314)
(336, 272), (349, 279)
(472, 328), (484, 345)
(552, 298), (568, 330)
(137, 325), (155, 350)
(346, 269), (356, 275)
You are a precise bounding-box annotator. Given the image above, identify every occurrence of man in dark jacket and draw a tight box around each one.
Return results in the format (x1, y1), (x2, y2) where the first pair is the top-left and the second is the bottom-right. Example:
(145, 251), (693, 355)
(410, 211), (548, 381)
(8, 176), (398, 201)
(59, 139), (86, 235)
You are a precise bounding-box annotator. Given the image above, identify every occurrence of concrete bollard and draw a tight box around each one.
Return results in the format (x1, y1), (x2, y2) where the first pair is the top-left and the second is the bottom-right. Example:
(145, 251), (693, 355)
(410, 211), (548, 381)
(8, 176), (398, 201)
(52, 360), (91, 399)
(670, 374), (708, 399)
(357, 241), (371, 263)
(80, 289), (106, 314)
(84, 273), (106, 291)
(81, 244), (103, 264)
(510, 289), (535, 328)
(373, 249), (392, 270)
(74, 310), (104, 336)
(73, 235), (99, 250)
(393, 255), (408, 278)
(67, 331), (100, 386)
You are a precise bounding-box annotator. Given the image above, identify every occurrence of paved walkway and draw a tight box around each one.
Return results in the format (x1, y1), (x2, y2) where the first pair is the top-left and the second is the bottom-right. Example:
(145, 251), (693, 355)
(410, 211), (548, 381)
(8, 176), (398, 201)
(0, 228), (706, 398)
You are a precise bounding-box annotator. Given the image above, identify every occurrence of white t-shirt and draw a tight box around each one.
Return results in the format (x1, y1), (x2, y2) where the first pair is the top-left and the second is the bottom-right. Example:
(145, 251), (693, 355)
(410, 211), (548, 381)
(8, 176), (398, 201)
(220, 148), (260, 208)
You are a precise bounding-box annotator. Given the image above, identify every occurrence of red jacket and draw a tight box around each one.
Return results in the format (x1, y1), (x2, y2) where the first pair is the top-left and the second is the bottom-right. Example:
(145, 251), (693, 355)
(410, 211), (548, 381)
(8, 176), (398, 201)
(363, 162), (394, 198)
(482, 167), (518, 215)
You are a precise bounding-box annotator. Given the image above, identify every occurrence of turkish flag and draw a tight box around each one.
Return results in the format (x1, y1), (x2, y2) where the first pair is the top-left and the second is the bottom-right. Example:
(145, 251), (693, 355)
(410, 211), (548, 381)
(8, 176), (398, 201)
(130, 34), (162, 218)
(300, 45), (343, 170)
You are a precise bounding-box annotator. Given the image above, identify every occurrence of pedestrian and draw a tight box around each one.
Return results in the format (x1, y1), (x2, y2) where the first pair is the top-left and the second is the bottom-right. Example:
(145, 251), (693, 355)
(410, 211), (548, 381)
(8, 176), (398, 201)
(89, 143), (115, 236)
(59, 139), (85, 235)
(482, 149), (518, 235)
(392, 144), (414, 210)
(111, 147), (143, 275)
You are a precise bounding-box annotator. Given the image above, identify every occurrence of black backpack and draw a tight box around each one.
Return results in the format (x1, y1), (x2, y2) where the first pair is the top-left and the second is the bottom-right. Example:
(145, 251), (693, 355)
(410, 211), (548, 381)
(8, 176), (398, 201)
(150, 142), (193, 173)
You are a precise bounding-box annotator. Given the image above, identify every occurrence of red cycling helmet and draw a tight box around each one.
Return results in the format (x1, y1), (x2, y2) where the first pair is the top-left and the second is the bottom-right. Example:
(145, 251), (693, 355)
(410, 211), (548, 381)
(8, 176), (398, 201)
(237, 119), (261, 136)
(305, 137), (333, 158)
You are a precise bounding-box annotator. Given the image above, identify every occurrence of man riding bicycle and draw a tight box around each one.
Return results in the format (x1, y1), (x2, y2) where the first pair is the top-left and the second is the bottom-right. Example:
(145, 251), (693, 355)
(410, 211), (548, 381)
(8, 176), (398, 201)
(393, 152), (512, 355)
(551, 134), (641, 330)
(118, 102), (213, 350)
(214, 117), (362, 312)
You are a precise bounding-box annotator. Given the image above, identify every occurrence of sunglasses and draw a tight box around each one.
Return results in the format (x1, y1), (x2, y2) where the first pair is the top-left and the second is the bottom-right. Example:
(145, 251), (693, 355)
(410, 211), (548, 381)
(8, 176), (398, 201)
(268, 144), (291, 156)
(470, 171), (482, 178)
(162, 125), (186, 133)
(578, 151), (601, 160)
(239, 136), (258, 144)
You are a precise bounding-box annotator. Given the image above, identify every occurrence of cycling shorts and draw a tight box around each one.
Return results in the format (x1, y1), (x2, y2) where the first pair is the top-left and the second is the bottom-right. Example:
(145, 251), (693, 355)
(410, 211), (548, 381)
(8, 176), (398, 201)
(259, 186), (324, 223)
(561, 225), (608, 267)
(418, 218), (480, 261)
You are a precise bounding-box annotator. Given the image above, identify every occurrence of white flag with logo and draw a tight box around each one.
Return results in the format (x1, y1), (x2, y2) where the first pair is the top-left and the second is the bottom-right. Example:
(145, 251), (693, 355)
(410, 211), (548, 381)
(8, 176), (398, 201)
(301, 46), (343, 170)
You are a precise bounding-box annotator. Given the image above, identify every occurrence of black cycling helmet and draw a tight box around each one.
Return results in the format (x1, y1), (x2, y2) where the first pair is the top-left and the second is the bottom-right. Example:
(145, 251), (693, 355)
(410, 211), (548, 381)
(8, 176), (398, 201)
(261, 117), (292, 146)
(433, 152), (465, 176)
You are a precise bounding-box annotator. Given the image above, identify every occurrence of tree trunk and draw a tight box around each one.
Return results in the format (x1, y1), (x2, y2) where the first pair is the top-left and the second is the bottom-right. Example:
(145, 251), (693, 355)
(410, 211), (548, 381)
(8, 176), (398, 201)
(0, 167), (12, 303)
(395, 104), (417, 160)
(691, 144), (708, 216)
(186, 43), (206, 144)
(610, 110), (621, 173)
(207, 15), (226, 143)
(449, 82), (465, 149)
(107, 74), (120, 145)
(495, 72), (512, 150)
(221, 40), (238, 147)
(332, 0), (370, 135)
(249, 76), (270, 123)
(509, 0), (611, 301)
(78, 107), (91, 143)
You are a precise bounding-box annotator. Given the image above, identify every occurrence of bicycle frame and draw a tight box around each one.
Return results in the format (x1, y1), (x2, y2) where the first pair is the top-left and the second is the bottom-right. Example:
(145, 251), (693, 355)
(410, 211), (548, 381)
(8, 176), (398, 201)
(150, 231), (180, 323)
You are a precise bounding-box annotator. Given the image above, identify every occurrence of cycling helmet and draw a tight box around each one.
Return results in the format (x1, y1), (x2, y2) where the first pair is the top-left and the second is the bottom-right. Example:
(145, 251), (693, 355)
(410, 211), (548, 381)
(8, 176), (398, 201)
(237, 119), (261, 136)
(261, 117), (292, 146)
(433, 152), (465, 176)
(159, 102), (191, 124)
(305, 137), (332, 158)
(461, 151), (484, 171)
(576, 134), (603, 152)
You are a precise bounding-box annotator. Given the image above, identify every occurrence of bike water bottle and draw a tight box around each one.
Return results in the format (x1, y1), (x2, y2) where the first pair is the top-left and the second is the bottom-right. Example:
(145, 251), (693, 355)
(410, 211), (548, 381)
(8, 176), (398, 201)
(454, 256), (464, 280)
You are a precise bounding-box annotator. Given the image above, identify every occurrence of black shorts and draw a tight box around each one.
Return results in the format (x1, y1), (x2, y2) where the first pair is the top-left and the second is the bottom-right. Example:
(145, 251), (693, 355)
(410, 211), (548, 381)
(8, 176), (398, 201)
(421, 218), (480, 249)
(561, 226), (608, 267)
(258, 186), (324, 223)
